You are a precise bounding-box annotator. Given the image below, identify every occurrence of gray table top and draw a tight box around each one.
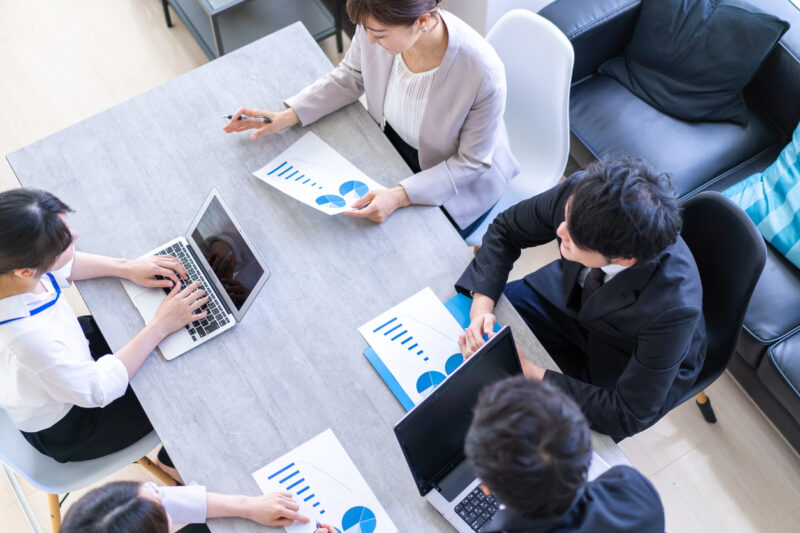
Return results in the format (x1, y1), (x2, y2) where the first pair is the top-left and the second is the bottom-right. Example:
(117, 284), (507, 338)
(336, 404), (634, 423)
(7, 23), (627, 532)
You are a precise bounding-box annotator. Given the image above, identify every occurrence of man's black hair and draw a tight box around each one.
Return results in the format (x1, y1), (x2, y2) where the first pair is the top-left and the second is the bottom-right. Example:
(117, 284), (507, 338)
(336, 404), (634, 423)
(464, 376), (592, 519)
(567, 158), (682, 263)
(0, 188), (73, 275)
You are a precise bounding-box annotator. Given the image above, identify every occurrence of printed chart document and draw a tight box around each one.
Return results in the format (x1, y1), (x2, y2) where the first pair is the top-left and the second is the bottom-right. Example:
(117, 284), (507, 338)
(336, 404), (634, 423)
(252, 132), (385, 215)
(252, 429), (397, 533)
(358, 288), (466, 408)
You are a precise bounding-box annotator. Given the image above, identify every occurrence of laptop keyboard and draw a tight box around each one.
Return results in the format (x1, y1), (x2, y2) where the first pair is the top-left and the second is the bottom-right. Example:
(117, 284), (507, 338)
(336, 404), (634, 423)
(454, 486), (500, 532)
(154, 242), (230, 342)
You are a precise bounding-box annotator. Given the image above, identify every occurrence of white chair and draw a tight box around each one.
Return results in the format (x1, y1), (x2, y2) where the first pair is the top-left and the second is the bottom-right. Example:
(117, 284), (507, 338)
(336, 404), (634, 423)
(464, 9), (574, 246)
(0, 409), (175, 532)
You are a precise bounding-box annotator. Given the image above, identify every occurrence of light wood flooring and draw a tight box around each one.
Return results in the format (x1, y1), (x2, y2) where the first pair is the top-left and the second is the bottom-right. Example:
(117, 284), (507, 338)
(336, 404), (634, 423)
(1, 2), (798, 532)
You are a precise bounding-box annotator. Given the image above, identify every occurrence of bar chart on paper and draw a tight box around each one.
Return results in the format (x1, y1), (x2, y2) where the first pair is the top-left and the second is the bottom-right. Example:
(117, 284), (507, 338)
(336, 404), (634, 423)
(252, 429), (397, 533)
(358, 288), (466, 406)
(252, 132), (385, 215)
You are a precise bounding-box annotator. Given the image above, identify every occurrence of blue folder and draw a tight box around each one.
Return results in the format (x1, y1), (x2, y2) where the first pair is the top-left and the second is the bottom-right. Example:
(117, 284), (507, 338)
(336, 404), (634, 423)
(362, 293), (500, 411)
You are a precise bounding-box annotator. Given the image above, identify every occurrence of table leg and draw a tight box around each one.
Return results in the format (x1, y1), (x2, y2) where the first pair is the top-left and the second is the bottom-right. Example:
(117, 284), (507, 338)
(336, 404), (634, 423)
(162, 0), (173, 28)
(211, 13), (224, 57)
(335, 0), (343, 53)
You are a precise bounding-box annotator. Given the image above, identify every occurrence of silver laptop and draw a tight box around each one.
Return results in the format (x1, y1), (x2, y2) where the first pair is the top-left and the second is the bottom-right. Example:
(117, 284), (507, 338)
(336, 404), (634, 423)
(393, 327), (522, 532)
(122, 189), (270, 360)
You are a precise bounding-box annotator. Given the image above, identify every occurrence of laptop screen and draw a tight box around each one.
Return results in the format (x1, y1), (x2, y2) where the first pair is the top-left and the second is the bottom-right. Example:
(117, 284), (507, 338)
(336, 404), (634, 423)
(188, 192), (268, 315)
(394, 327), (522, 496)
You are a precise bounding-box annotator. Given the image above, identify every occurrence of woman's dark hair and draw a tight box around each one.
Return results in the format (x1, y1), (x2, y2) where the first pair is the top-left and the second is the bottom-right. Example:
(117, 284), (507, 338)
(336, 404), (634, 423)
(346, 0), (443, 27)
(61, 481), (169, 533)
(567, 158), (682, 263)
(464, 376), (592, 519)
(0, 188), (73, 275)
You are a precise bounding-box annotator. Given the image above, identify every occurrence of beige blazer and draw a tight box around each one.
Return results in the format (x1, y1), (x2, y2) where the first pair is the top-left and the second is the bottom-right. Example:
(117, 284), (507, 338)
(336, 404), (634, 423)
(285, 10), (520, 229)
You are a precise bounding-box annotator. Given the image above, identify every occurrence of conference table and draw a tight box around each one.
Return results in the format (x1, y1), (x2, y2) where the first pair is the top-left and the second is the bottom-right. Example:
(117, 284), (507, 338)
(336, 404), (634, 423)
(7, 23), (628, 532)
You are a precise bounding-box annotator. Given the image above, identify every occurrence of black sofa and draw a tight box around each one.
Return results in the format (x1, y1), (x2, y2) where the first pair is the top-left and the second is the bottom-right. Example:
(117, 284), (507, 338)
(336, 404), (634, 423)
(539, 0), (800, 453)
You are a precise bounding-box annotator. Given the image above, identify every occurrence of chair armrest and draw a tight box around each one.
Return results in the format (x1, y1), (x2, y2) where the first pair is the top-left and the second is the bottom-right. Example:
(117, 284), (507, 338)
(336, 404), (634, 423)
(539, 0), (641, 83)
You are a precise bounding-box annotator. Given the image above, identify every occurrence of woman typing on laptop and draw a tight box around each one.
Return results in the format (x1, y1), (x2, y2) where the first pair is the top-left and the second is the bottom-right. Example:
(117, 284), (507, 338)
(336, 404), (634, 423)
(0, 188), (207, 465)
(223, 0), (518, 238)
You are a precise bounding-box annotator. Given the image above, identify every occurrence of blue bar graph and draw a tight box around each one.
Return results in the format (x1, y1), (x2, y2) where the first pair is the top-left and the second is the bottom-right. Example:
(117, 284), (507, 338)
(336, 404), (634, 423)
(391, 330), (407, 341)
(267, 161), (287, 175)
(286, 170), (299, 180)
(401, 337), (413, 345)
(279, 470), (299, 483)
(408, 343), (418, 351)
(279, 166), (293, 177)
(384, 324), (402, 336)
(267, 463), (325, 516)
(373, 317), (397, 332)
(267, 462), (294, 480)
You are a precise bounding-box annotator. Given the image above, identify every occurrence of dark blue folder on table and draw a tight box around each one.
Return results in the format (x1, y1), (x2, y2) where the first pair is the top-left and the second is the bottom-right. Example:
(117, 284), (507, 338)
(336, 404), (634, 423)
(363, 293), (501, 411)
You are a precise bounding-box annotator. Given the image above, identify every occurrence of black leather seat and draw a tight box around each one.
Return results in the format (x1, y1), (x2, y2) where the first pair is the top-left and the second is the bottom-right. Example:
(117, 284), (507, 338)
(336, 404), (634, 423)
(570, 74), (784, 196)
(760, 333), (800, 426)
(679, 193), (766, 420)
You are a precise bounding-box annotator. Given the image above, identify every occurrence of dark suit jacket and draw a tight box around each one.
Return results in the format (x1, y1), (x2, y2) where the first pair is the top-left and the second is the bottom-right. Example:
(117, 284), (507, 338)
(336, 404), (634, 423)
(481, 465), (665, 533)
(456, 177), (706, 439)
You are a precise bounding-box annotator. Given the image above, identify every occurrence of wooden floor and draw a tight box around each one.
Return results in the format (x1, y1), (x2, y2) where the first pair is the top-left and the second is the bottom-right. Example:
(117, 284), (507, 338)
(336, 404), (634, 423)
(1, 2), (798, 532)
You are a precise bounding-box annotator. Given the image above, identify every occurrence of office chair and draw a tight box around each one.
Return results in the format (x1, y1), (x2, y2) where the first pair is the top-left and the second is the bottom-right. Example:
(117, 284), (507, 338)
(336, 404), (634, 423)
(0, 410), (176, 532)
(679, 192), (766, 422)
(465, 9), (574, 246)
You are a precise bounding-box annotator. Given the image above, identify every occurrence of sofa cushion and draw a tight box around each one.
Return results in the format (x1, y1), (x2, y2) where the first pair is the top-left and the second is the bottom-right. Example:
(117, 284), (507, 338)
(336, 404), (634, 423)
(599, 0), (789, 125)
(736, 243), (800, 367)
(758, 332), (800, 426)
(570, 74), (784, 196)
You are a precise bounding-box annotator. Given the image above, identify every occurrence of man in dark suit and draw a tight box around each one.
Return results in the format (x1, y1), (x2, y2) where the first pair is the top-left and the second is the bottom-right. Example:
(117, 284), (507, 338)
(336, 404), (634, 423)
(456, 158), (706, 440)
(465, 376), (665, 532)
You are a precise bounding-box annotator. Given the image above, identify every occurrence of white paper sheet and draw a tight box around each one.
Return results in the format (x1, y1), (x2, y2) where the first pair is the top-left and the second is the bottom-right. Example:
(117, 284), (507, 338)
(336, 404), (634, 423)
(358, 287), (465, 407)
(252, 429), (397, 533)
(252, 132), (385, 215)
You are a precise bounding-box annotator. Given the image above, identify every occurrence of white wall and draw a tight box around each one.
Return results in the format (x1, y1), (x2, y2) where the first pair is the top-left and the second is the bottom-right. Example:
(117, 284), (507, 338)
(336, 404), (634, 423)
(445, 0), (554, 35)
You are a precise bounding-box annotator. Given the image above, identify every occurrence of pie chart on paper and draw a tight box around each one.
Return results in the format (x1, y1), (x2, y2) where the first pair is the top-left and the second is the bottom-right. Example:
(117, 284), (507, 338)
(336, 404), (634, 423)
(415, 371), (446, 395)
(341, 506), (377, 533)
(339, 180), (369, 198)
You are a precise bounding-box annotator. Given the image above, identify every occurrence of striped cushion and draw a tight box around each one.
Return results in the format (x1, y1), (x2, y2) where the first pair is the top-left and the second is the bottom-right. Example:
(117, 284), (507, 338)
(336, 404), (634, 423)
(724, 124), (800, 268)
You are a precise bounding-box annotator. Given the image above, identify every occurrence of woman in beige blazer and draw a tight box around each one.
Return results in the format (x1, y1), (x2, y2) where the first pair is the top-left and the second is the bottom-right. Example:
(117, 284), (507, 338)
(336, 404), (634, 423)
(224, 0), (519, 238)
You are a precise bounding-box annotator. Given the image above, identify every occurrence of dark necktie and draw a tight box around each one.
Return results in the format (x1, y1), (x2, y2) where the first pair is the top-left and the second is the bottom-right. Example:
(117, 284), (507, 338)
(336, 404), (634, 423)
(581, 267), (605, 306)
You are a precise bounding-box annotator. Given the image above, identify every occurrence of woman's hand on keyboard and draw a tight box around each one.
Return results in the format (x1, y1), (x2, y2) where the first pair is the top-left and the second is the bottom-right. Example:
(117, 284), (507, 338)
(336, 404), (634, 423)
(151, 281), (209, 337)
(125, 254), (187, 289)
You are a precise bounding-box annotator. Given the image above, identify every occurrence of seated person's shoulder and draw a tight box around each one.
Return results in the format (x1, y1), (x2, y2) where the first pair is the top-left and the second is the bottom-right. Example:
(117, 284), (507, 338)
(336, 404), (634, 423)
(584, 465), (664, 532)
(4, 327), (72, 371)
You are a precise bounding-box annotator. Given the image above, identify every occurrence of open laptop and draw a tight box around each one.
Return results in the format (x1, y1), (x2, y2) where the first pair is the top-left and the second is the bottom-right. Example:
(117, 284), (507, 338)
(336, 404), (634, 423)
(394, 326), (522, 533)
(122, 189), (270, 360)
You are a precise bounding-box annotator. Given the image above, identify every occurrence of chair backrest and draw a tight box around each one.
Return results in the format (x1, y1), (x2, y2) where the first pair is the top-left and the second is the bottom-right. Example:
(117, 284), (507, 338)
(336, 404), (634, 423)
(0, 408), (159, 494)
(681, 192), (767, 390)
(486, 9), (574, 191)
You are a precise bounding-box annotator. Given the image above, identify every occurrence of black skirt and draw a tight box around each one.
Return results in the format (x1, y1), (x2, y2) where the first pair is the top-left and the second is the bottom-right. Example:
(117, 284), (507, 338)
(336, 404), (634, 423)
(21, 316), (154, 463)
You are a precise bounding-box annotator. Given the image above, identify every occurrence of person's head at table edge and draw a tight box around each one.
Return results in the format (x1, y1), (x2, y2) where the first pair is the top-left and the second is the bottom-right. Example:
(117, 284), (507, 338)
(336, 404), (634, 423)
(0, 188), (76, 291)
(465, 376), (593, 519)
(60, 480), (173, 533)
(557, 158), (682, 270)
(346, 0), (444, 55)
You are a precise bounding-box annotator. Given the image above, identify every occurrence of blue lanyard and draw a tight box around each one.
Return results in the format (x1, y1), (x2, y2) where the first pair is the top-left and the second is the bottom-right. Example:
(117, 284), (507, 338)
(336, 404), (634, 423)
(0, 274), (61, 325)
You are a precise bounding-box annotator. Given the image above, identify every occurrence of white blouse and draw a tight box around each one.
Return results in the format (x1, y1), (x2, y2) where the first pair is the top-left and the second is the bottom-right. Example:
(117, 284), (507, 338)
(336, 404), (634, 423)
(383, 53), (439, 150)
(142, 482), (207, 525)
(0, 255), (129, 432)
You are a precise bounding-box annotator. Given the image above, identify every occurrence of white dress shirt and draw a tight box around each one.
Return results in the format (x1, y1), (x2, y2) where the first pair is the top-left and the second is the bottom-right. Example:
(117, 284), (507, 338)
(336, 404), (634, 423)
(383, 54), (439, 149)
(577, 263), (630, 287)
(0, 256), (129, 432)
(142, 482), (207, 525)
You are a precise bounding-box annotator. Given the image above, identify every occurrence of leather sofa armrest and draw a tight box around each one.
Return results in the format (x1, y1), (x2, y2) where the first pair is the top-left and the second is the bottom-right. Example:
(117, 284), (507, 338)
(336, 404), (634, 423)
(539, 0), (641, 83)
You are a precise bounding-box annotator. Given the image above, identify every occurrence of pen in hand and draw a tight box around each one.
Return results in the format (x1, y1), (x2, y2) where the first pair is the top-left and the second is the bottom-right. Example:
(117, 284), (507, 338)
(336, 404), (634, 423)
(223, 114), (273, 123)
